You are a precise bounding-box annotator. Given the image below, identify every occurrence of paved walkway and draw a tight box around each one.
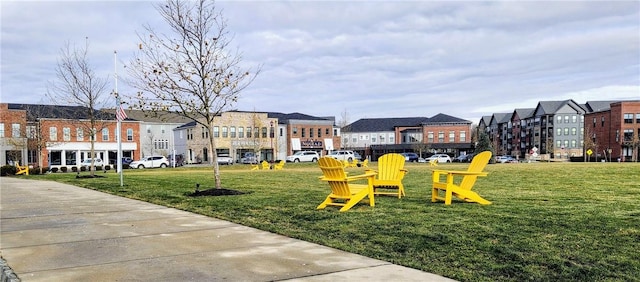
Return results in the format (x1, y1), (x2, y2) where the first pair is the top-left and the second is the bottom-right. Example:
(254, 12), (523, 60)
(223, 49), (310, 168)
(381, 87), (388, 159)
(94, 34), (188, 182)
(0, 177), (456, 282)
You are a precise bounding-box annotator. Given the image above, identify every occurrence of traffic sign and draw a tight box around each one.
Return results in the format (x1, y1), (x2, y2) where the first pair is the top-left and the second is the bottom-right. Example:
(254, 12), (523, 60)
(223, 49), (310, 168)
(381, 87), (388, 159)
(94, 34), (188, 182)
(586, 149), (593, 156)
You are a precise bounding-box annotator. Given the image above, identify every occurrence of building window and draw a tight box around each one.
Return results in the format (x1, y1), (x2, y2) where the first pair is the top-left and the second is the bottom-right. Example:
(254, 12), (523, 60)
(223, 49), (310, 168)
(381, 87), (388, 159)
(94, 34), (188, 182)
(438, 131), (444, 143)
(371, 134), (377, 143)
(460, 131), (466, 142)
(556, 140), (562, 148)
(63, 127), (71, 141)
(260, 127), (266, 138)
(623, 129), (633, 142)
(352, 137), (357, 143)
(601, 116), (605, 127)
(449, 131), (455, 143)
(213, 126), (219, 138)
(222, 126), (228, 138)
(101, 128), (109, 141)
(12, 123), (20, 137)
(427, 132), (434, 143)
(238, 127), (244, 138)
(280, 128), (284, 137)
(636, 113), (640, 123)
(0, 123), (4, 137)
(557, 128), (562, 136)
(230, 126), (236, 138)
(203, 127), (210, 139)
(593, 118), (596, 127)
(146, 125), (151, 134)
(186, 128), (193, 140)
(27, 125), (36, 139)
(564, 128), (569, 135)
(49, 127), (57, 141)
(571, 127), (577, 135)
(624, 113), (633, 124)
(254, 127), (259, 139)
(557, 115), (562, 124)
(127, 128), (133, 141)
(325, 128), (330, 135)
(301, 128), (306, 138)
(246, 127), (252, 138)
(564, 115), (569, 123)
(572, 115), (577, 123)
(310, 128), (314, 138)
(380, 134), (385, 143)
(293, 127), (298, 135)
(571, 140), (577, 148)
(389, 134), (394, 143)
(77, 128), (84, 141)
(318, 128), (322, 138)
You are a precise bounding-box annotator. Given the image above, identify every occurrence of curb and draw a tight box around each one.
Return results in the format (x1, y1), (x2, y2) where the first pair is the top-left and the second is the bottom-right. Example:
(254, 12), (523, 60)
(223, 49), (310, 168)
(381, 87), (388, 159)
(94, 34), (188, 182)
(0, 257), (20, 282)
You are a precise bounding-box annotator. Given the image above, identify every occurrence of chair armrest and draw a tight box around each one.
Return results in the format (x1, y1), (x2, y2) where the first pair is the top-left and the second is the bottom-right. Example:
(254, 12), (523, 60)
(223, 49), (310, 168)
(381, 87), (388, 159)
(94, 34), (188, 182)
(346, 171), (377, 181)
(432, 170), (487, 182)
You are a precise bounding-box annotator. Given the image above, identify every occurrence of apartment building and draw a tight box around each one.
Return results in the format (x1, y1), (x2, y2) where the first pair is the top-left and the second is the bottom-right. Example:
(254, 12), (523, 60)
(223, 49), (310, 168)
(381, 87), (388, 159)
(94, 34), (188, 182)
(343, 113), (473, 160)
(584, 100), (640, 161)
(1, 103), (140, 168)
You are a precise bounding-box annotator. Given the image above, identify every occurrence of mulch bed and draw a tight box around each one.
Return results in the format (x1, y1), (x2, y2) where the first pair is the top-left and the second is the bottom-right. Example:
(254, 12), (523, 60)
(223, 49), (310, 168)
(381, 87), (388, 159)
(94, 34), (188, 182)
(76, 174), (106, 179)
(189, 188), (246, 197)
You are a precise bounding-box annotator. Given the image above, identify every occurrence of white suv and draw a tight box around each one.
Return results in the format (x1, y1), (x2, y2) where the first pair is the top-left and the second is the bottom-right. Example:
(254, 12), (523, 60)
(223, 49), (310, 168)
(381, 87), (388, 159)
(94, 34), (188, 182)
(425, 154), (452, 163)
(129, 156), (169, 169)
(286, 151), (320, 163)
(327, 150), (356, 161)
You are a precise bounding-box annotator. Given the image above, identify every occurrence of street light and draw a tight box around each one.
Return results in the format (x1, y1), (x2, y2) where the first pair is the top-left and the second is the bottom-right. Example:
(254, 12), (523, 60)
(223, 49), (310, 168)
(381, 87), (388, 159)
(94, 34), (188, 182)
(270, 121), (274, 163)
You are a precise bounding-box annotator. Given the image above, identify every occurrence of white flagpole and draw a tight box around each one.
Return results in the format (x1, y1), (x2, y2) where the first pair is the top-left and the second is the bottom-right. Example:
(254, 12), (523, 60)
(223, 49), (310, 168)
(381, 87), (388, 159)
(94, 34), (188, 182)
(115, 51), (124, 186)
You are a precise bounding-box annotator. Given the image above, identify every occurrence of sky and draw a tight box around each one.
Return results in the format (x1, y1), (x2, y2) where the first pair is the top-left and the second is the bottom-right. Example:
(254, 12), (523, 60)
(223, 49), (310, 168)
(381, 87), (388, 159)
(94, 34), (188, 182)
(1, 1), (639, 124)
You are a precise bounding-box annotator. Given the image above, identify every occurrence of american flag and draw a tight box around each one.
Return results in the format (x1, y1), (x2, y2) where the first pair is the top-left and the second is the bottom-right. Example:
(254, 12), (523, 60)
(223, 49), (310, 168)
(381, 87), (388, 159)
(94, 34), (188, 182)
(116, 105), (127, 121)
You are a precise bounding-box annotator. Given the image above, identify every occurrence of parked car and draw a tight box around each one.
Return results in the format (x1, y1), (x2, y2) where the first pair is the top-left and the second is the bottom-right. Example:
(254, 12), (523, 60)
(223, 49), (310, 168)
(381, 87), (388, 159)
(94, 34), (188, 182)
(286, 151), (319, 163)
(129, 156), (169, 169)
(217, 154), (234, 165)
(167, 154), (184, 167)
(240, 152), (258, 164)
(425, 154), (452, 163)
(454, 153), (474, 163)
(401, 152), (419, 162)
(327, 150), (356, 161)
(496, 155), (518, 163)
(80, 158), (104, 168)
(354, 152), (363, 161)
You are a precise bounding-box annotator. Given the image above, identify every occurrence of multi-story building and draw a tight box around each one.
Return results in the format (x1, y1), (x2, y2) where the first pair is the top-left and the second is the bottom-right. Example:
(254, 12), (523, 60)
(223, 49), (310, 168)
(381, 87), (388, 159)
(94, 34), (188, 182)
(267, 112), (337, 158)
(510, 108), (534, 158)
(584, 100), (640, 161)
(124, 110), (191, 158)
(0, 103), (28, 166)
(343, 113), (473, 160)
(2, 103), (140, 168)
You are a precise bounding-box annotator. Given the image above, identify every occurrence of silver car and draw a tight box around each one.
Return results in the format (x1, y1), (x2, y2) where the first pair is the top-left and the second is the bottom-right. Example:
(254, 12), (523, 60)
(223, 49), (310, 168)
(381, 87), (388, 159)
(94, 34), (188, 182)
(129, 156), (169, 169)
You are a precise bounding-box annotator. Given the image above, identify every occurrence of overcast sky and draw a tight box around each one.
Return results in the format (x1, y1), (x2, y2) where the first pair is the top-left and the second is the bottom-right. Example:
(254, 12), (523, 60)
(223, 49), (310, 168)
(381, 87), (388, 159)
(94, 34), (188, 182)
(2, 1), (639, 124)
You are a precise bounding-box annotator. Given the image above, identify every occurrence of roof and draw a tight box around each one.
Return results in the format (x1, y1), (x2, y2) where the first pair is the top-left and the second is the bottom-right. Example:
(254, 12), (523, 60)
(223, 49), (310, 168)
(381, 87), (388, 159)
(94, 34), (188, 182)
(119, 109), (192, 123)
(534, 99), (584, 116)
(513, 108), (535, 119)
(8, 103), (114, 121)
(425, 113), (471, 124)
(345, 117), (428, 132)
(581, 101), (620, 113)
(266, 112), (331, 123)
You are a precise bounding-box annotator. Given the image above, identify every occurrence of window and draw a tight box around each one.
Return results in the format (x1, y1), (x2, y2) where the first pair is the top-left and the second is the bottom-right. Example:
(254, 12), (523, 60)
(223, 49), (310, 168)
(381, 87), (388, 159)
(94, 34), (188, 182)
(389, 134), (394, 143)
(202, 127), (209, 139)
(572, 115), (577, 123)
(601, 116), (605, 127)
(318, 128), (322, 138)
(238, 127), (244, 138)
(187, 128), (193, 140)
(593, 118), (596, 127)
(261, 127), (267, 138)
(460, 131), (466, 142)
(213, 126), (219, 138)
(564, 115), (569, 123)
(556, 140), (562, 148)
(77, 128), (84, 141)
(352, 137), (357, 143)
(102, 128), (109, 141)
(556, 115), (562, 124)
(27, 125), (36, 139)
(557, 128), (562, 136)
(623, 129), (633, 142)
(427, 132), (434, 143)
(636, 113), (640, 123)
(438, 131), (444, 143)
(624, 113), (633, 124)
(563, 140), (569, 148)
(371, 134), (376, 143)
(449, 131), (455, 143)
(280, 128), (284, 137)
(293, 127), (298, 135)
(222, 126), (228, 138)
(564, 128), (569, 135)
(254, 127), (259, 138)
(127, 128), (133, 141)
(49, 127), (57, 141)
(309, 128), (314, 138)
(380, 134), (385, 143)
(571, 127), (577, 135)
(63, 127), (71, 141)
(230, 126), (236, 138)
(0, 123), (4, 137)
(571, 140), (576, 148)
(146, 125), (151, 134)
(301, 128), (306, 138)
(12, 123), (20, 137)
(246, 127), (252, 138)
(325, 128), (330, 135)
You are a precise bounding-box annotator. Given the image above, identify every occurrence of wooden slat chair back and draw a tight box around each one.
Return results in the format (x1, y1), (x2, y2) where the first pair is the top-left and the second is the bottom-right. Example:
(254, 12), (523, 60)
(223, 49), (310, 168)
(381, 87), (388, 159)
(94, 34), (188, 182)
(431, 151), (492, 205)
(317, 157), (376, 212)
(261, 160), (270, 170)
(274, 160), (285, 170)
(367, 153), (407, 198)
(15, 162), (29, 175)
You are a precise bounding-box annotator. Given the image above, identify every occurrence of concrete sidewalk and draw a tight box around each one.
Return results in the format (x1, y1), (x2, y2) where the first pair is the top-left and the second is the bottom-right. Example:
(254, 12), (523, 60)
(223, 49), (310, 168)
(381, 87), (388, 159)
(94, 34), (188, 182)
(1, 177), (456, 282)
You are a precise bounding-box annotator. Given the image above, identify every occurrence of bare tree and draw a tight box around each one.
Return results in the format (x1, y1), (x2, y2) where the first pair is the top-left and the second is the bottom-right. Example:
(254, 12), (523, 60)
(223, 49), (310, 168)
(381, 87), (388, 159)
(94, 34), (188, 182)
(126, 0), (260, 188)
(47, 39), (110, 176)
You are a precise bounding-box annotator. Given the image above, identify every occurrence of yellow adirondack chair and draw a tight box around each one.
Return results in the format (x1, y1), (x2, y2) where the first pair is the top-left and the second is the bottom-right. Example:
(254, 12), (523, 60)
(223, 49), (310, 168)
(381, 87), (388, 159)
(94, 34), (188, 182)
(15, 162), (29, 175)
(367, 153), (407, 198)
(350, 159), (359, 168)
(431, 151), (492, 205)
(317, 157), (377, 212)
(360, 159), (369, 168)
(429, 159), (438, 167)
(274, 160), (285, 170)
(261, 160), (270, 170)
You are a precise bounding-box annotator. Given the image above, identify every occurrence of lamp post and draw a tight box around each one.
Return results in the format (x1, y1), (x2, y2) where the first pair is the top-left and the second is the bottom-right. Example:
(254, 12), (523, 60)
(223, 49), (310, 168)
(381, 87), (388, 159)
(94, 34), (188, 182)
(270, 121), (274, 163)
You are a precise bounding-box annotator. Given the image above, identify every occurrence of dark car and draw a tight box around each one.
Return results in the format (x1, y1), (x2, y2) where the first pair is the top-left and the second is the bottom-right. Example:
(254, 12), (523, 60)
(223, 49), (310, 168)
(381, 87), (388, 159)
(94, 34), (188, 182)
(454, 153), (474, 162)
(401, 152), (419, 162)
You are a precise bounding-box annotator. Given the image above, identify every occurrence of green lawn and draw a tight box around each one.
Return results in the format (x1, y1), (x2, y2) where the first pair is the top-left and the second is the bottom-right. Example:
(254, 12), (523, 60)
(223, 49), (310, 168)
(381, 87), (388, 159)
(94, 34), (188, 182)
(32, 161), (640, 281)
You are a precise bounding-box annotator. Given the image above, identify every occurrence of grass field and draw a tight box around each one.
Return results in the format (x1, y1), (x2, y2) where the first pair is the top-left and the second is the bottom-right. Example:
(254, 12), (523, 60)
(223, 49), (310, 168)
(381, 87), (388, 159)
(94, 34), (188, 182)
(32, 161), (640, 281)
